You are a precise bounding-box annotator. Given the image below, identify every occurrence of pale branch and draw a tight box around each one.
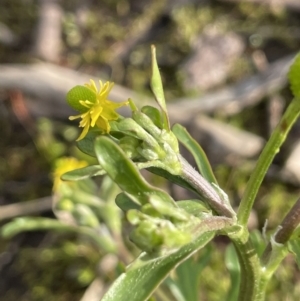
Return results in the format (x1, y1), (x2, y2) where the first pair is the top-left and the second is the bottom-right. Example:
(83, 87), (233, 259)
(32, 0), (63, 62)
(0, 197), (52, 221)
(168, 54), (294, 122)
(0, 54), (294, 121)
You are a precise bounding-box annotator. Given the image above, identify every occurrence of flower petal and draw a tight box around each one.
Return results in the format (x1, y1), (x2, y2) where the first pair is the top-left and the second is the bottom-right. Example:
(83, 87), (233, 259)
(69, 114), (82, 120)
(96, 116), (110, 133)
(68, 80), (128, 140)
(77, 122), (90, 141)
(85, 79), (98, 94)
(90, 106), (103, 127)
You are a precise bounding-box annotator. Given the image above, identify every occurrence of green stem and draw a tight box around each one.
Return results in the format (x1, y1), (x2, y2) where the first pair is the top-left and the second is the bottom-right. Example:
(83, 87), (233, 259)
(255, 199), (300, 299)
(230, 229), (262, 301)
(231, 217), (291, 301)
(255, 276), (268, 301)
(256, 246), (289, 301)
(237, 97), (300, 226)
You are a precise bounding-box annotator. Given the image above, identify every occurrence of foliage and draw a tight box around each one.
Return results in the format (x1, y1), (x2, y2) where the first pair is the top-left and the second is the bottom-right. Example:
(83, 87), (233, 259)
(2, 46), (300, 301)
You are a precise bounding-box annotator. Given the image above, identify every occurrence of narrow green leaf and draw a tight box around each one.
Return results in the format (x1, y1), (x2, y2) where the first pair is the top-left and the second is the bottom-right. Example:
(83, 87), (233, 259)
(94, 136), (175, 206)
(150, 45), (170, 130)
(166, 247), (211, 301)
(225, 244), (240, 301)
(250, 230), (266, 257)
(72, 203), (100, 228)
(288, 53), (300, 97)
(141, 105), (163, 129)
(1, 217), (116, 253)
(77, 177), (98, 194)
(101, 230), (215, 301)
(62, 165), (105, 181)
(172, 123), (218, 185)
(99, 175), (121, 202)
(288, 240), (300, 269)
(55, 189), (103, 208)
(1, 217), (75, 238)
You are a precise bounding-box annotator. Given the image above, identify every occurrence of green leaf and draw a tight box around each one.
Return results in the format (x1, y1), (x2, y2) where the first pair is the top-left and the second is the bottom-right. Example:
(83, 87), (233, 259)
(176, 200), (210, 217)
(150, 45), (170, 130)
(288, 239), (300, 269)
(166, 247), (211, 301)
(225, 244), (240, 301)
(132, 111), (162, 141)
(76, 129), (102, 157)
(72, 203), (100, 228)
(118, 136), (141, 159)
(101, 230), (215, 301)
(55, 189), (103, 209)
(1, 217), (116, 253)
(146, 167), (198, 195)
(111, 118), (165, 161)
(97, 176), (122, 233)
(288, 53), (300, 97)
(62, 165), (105, 181)
(128, 217), (167, 252)
(1, 217), (75, 238)
(115, 192), (141, 211)
(141, 106), (163, 129)
(111, 118), (162, 154)
(172, 123), (218, 185)
(99, 175), (121, 202)
(148, 195), (190, 221)
(133, 110), (179, 154)
(66, 85), (96, 112)
(76, 177), (98, 194)
(249, 230), (266, 257)
(94, 136), (176, 206)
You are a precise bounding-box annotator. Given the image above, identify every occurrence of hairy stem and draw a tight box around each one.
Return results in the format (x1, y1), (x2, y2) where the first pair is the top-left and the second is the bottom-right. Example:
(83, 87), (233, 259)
(230, 229), (262, 301)
(179, 155), (235, 218)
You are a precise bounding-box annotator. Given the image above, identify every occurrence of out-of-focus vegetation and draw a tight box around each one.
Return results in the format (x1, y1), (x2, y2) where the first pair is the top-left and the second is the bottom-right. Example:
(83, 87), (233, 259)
(1, 0), (300, 300)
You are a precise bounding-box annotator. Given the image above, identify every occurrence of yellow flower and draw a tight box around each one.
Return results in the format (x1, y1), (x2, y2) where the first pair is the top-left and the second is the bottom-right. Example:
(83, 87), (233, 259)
(69, 80), (129, 141)
(52, 157), (88, 192)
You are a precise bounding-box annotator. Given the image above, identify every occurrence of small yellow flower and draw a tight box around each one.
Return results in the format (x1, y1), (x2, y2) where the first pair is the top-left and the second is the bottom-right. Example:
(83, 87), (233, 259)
(52, 157), (88, 192)
(69, 80), (129, 140)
